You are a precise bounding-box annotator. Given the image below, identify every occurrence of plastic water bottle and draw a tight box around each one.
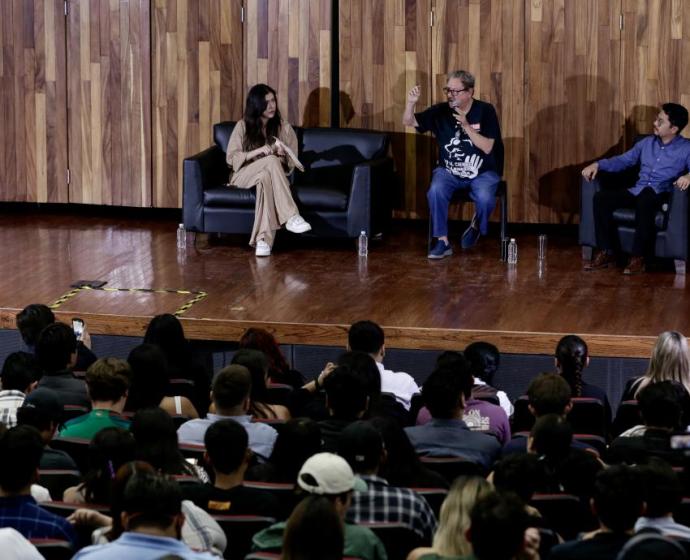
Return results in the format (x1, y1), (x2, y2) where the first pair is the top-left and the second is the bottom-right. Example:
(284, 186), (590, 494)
(358, 230), (368, 257)
(177, 223), (186, 249)
(507, 238), (518, 264)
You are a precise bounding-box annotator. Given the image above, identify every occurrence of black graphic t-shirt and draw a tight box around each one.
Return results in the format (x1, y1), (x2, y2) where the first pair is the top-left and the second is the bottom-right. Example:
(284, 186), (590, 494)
(415, 99), (503, 178)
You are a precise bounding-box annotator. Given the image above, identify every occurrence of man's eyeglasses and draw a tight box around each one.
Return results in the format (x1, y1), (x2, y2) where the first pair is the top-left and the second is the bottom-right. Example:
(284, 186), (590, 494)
(442, 87), (468, 96)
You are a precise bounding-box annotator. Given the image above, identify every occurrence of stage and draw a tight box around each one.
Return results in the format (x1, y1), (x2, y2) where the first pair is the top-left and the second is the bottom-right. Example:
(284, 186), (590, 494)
(0, 211), (686, 359)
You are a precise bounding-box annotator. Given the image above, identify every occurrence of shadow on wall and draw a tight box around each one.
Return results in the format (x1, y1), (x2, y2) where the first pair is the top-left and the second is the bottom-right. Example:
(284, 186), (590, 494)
(301, 87), (356, 128)
(530, 76), (625, 224)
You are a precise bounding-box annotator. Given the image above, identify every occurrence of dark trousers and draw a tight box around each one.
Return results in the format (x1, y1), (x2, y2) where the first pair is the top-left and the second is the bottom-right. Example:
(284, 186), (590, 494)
(593, 187), (669, 256)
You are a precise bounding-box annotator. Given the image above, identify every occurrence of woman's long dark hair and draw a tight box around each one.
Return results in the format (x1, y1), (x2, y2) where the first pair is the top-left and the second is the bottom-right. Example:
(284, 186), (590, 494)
(556, 335), (588, 397)
(242, 83), (282, 151)
(130, 407), (195, 476)
(81, 428), (137, 504)
(125, 344), (170, 412)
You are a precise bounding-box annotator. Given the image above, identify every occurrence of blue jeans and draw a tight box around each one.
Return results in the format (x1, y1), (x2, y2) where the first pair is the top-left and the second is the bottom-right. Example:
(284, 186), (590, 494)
(427, 166), (500, 237)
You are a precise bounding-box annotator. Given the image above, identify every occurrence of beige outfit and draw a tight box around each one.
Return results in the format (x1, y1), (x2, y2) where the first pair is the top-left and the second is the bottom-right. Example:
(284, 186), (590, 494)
(226, 120), (299, 247)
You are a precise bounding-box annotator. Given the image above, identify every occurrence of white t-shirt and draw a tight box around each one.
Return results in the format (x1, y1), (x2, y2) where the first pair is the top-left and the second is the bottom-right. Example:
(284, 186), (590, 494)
(0, 528), (43, 560)
(377, 362), (420, 411)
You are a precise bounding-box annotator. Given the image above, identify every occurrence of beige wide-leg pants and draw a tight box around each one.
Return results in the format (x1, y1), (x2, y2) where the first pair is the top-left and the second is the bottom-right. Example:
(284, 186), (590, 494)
(230, 155), (299, 247)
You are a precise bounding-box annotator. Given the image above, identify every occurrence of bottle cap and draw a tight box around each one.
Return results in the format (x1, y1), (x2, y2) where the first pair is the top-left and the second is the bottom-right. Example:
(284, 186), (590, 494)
(360, 230), (366, 235)
(179, 223), (184, 228)
(510, 238), (516, 242)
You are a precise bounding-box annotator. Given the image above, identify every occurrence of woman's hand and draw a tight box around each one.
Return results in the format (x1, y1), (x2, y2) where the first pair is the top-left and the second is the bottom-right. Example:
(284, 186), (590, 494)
(249, 145), (273, 160)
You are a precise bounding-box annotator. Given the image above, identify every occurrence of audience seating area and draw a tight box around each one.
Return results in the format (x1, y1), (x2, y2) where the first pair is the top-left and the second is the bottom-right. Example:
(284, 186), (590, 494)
(1, 316), (690, 560)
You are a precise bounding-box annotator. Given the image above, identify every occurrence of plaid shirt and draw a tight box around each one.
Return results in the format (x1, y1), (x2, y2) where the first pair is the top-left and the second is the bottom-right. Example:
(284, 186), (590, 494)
(345, 474), (438, 541)
(0, 495), (77, 548)
(0, 390), (26, 428)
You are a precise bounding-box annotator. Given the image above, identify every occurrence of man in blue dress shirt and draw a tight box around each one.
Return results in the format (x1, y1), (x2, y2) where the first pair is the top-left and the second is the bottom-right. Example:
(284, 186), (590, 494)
(73, 472), (216, 560)
(582, 103), (690, 274)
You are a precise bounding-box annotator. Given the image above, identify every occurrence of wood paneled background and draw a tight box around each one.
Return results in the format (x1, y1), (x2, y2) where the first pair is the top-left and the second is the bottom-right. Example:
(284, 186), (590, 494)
(151, 0), (243, 208)
(0, 0), (688, 223)
(67, 0), (151, 206)
(245, 0), (332, 128)
(339, 0), (433, 217)
(0, 0), (68, 203)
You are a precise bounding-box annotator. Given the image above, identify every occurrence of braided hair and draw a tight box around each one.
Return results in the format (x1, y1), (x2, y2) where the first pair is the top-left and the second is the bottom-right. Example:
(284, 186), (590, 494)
(556, 335), (588, 397)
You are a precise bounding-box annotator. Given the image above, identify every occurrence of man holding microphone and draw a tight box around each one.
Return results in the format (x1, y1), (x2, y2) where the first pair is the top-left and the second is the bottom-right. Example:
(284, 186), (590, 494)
(403, 70), (503, 259)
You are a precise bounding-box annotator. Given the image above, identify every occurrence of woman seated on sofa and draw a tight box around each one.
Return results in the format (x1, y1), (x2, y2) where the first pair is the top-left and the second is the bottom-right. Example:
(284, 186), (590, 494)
(227, 83), (311, 256)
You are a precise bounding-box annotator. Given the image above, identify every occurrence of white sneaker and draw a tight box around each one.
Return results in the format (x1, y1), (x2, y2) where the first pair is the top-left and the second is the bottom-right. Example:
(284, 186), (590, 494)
(285, 214), (312, 234)
(255, 240), (271, 256)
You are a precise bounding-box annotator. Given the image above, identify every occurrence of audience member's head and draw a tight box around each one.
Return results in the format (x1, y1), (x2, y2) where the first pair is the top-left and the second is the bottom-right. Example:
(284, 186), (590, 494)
(638, 458), (683, 519)
(336, 351), (382, 399)
(662, 102), (689, 134)
(369, 415), (430, 487)
(82, 427), (137, 504)
(558, 448), (604, 498)
(464, 342), (500, 386)
(348, 320), (385, 358)
(492, 453), (542, 504)
(0, 425), (44, 494)
(231, 349), (275, 417)
(422, 367), (471, 419)
(323, 365), (369, 420)
(297, 452), (366, 517)
(638, 380), (684, 430)
(121, 472), (184, 537)
(432, 476), (493, 558)
(637, 331), (690, 397)
(238, 327), (291, 378)
(35, 322), (77, 373)
(143, 314), (188, 362)
(204, 418), (250, 476)
(433, 352), (473, 398)
(85, 358), (131, 409)
(526, 373), (572, 417)
(468, 491), (531, 560)
(17, 387), (63, 443)
(529, 413), (573, 463)
(338, 420), (384, 475)
(125, 343), (169, 411)
(16, 304), (55, 347)
(591, 464), (643, 533)
(282, 494), (344, 560)
(555, 335), (589, 397)
(211, 365), (252, 414)
(105, 461), (157, 541)
(265, 418), (322, 483)
(130, 407), (189, 476)
(1, 351), (40, 393)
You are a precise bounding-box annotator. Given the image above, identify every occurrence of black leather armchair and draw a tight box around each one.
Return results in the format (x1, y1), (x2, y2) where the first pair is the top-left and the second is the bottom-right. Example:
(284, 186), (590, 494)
(183, 122), (394, 239)
(579, 138), (689, 275)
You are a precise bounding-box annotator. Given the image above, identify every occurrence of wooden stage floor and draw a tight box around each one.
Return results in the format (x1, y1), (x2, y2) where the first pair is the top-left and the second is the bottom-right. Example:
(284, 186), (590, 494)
(0, 211), (687, 358)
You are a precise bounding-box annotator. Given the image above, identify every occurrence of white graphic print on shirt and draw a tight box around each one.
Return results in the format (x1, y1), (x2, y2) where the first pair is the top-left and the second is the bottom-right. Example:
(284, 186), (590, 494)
(443, 129), (483, 179)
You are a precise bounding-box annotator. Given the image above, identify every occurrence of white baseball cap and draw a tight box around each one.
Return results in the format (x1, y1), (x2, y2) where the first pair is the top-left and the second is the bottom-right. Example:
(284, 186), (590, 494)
(297, 452), (367, 495)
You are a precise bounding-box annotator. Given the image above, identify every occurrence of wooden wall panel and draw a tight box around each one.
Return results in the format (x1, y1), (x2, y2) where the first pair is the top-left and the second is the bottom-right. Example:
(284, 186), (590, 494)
(152, 0), (244, 208)
(526, 0), (623, 223)
(621, 0), (690, 141)
(431, 0), (525, 222)
(244, 0), (332, 127)
(0, 0), (68, 203)
(67, 0), (151, 206)
(339, 0), (433, 218)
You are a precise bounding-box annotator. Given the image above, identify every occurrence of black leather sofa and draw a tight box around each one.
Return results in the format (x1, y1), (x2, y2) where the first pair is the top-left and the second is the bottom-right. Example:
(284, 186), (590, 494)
(183, 122), (394, 239)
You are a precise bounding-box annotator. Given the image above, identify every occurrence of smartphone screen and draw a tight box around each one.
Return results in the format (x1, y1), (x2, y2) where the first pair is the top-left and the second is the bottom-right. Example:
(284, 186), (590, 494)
(72, 318), (85, 341)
